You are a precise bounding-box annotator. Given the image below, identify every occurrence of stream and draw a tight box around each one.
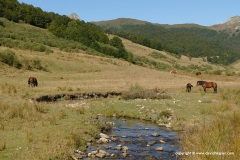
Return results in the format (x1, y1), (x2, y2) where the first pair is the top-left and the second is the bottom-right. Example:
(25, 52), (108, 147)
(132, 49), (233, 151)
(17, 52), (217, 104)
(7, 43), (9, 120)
(85, 117), (179, 160)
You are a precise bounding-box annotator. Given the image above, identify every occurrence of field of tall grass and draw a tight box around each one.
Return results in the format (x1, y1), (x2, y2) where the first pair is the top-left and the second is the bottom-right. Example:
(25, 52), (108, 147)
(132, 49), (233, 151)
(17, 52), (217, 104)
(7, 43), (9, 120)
(0, 63), (240, 160)
(0, 96), (108, 159)
(180, 88), (240, 160)
(1, 17), (240, 160)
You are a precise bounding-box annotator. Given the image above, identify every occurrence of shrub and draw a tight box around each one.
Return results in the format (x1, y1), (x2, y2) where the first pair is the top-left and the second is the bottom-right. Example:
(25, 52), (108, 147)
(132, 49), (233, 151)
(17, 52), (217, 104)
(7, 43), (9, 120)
(0, 50), (22, 68)
(150, 51), (167, 59)
(33, 58), (44, 70)
(122, 84), (171, 100)
(212, 69), (222, 75)
(21, 57), (47, 71)
(159, 110), (172, 118)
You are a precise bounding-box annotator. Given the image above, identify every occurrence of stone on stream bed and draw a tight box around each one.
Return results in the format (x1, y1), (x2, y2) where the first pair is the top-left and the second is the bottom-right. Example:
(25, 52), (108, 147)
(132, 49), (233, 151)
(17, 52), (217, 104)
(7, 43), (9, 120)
(151, 133), (160, 137)
(85, 117), (179, 159)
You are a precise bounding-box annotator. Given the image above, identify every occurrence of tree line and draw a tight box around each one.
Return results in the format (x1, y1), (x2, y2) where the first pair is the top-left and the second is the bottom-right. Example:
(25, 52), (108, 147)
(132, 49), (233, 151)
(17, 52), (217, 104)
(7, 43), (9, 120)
(101, 23), (240, 65)
(0, 0), (133, 62)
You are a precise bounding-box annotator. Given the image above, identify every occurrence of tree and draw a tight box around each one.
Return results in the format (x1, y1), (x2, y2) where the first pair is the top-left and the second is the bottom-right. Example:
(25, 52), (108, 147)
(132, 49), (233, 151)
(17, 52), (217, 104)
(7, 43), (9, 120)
(109, 36), (124, 49)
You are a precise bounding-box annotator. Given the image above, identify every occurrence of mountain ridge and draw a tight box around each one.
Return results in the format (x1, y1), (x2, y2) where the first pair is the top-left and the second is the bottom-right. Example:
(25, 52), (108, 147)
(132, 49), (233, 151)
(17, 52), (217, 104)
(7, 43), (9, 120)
(211, 16), (240, 32)
(92, 16), (240, 65)
(92, 16), (240, 32)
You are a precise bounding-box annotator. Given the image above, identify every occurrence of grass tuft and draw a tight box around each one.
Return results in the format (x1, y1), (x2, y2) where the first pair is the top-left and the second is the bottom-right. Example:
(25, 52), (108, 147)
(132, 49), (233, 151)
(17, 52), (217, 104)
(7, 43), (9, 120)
(122, 84), (171, 100)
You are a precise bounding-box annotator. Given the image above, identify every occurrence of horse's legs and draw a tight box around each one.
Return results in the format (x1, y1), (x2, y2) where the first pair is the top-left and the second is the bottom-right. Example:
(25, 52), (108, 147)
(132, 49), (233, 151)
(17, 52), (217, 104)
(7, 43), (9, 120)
(187, 87), (190, 92)
(204, 87), (206, 92)
(214, 86), (217, 93)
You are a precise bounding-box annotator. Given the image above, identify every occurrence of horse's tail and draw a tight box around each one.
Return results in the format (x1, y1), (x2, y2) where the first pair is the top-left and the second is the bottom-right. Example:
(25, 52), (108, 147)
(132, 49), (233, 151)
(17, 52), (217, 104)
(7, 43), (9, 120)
(35, 78), (38, 87)
(28, 77), (31, 85)
(214, 83), (218, 93)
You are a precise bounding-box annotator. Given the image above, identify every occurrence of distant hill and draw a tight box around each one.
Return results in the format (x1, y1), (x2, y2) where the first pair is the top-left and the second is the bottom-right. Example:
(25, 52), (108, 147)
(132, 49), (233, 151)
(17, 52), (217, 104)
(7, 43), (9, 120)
(93, 18), (205, 29)
(93, 17), (240, 65)
(1, 17), (230, 76)
(92, 18), (150, 29)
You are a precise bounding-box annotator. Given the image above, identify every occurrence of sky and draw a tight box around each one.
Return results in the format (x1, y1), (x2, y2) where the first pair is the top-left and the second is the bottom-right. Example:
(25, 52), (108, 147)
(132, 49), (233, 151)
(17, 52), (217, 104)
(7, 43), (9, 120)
(17, 0), (240, 26)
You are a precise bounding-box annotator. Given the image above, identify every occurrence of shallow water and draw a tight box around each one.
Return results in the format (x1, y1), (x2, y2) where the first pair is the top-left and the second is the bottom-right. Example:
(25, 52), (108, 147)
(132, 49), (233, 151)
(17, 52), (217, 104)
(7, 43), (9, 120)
(86, 117), (179, 160)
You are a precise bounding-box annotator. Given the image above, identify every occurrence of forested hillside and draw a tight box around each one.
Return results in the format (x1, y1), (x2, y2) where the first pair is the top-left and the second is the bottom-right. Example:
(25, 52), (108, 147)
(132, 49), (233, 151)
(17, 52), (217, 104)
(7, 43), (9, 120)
(0, 0), (133, 62)
(94, 18), (240, 65)
(1, 0), (240, 66)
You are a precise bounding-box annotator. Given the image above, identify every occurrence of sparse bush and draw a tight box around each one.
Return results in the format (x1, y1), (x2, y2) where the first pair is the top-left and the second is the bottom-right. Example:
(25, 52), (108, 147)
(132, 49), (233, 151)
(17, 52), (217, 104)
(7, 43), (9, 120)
(122, 84), (171, 100)
(133, 55), (170, 70)
(104, 105), (117, 117)
(0, 50), (22, 68)
(32, 58), (44, 70)
(159, 110), (172, 118)
(21, 57), (47, 71)
(212, 69), (222, 75)
(150, 51), (167, 59)
(70, 131), (86, 150)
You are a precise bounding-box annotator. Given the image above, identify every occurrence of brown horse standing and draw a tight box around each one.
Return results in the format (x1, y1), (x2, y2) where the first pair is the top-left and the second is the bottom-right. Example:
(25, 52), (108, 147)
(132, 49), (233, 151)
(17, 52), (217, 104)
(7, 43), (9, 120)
(28, 77), (38, 87)
(196, 81), (217, 93)
(186, 83), (193, 92)
(196, 71), (201, 75)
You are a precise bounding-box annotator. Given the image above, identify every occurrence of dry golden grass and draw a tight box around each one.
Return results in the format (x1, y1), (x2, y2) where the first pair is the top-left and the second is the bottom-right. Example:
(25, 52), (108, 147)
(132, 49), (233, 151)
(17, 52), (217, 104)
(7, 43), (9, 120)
(1, 38), (240, 160)
(1, 44), (239, 98)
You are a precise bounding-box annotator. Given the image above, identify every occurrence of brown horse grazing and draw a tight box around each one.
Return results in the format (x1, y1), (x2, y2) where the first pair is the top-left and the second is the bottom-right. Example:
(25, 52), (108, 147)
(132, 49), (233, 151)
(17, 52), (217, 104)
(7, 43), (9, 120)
(186, 83), (193, 92)
(196, 81), (217, 93)
(196, 71), (201, 75)
(28, 77), (38, 87)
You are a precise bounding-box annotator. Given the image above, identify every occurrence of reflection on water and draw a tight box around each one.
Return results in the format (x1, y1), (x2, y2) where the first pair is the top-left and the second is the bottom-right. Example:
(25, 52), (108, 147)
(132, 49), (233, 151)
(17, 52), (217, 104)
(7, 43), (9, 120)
(86, 117), (179, 160)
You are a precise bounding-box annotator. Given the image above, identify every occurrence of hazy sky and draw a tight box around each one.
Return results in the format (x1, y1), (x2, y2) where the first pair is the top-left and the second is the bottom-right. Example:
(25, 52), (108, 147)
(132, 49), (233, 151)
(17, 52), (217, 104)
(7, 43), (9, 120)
(17, 0), (240, 26)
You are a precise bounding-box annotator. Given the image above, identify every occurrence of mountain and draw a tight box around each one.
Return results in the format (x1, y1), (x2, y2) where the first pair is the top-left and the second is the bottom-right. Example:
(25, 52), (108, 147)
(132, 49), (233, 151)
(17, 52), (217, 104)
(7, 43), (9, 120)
(92, 18), (150, 29)
(1, 0), (239, 65)
(92, 18), (205, 29)
(211, 16), (240, 33)
(93, 17), (240, 65)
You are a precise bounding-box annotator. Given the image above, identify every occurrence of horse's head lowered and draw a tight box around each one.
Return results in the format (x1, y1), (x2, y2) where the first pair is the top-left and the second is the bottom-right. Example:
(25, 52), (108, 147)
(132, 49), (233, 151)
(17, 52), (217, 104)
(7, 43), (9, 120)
(28, 77), (38, 87)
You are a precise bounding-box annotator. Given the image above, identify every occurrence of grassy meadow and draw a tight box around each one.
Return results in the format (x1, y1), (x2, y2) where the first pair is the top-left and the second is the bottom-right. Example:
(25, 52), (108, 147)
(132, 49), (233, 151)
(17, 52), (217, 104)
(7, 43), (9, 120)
(1, 18), (240, 159)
